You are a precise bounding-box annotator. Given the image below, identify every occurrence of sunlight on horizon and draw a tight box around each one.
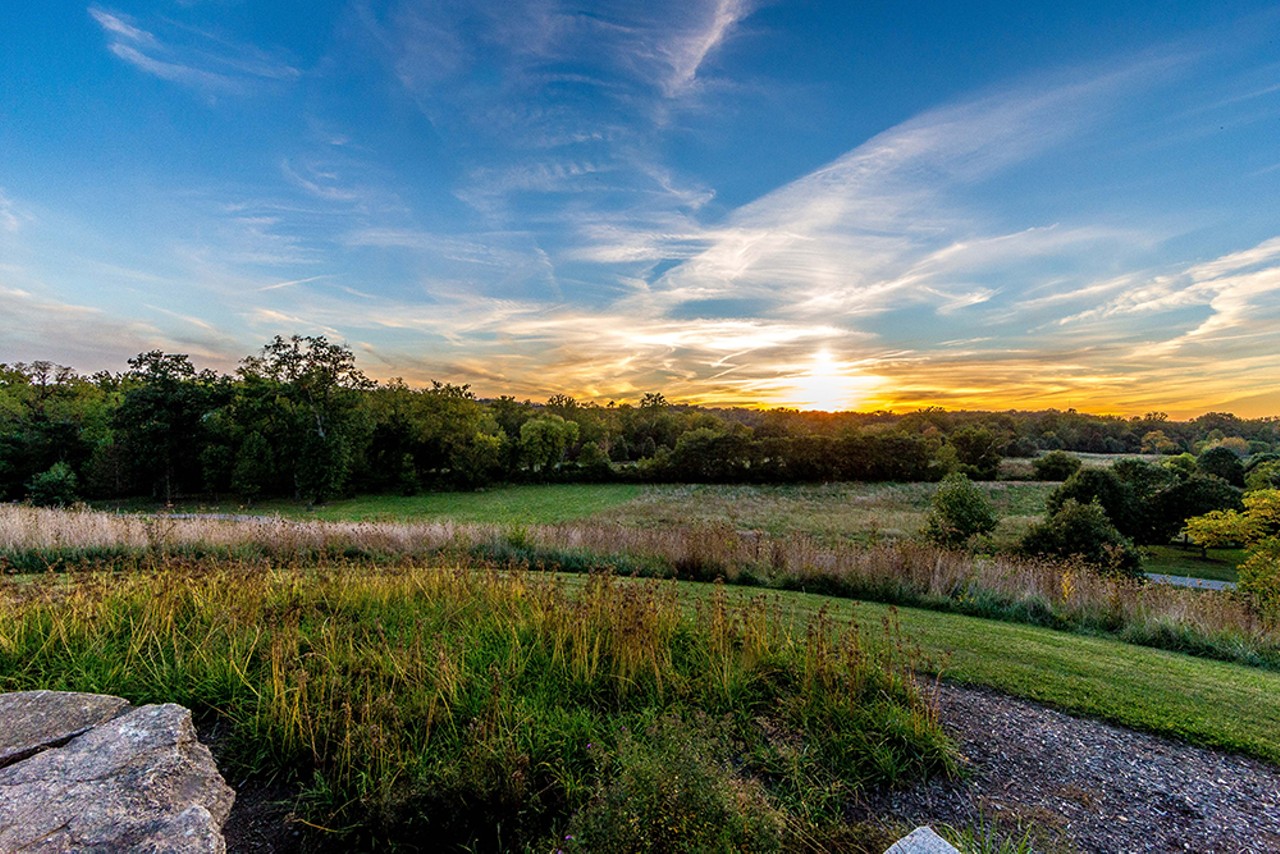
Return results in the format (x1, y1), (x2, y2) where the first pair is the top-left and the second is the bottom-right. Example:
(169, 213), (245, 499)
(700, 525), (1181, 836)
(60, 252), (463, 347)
(775, 350), (886, 412)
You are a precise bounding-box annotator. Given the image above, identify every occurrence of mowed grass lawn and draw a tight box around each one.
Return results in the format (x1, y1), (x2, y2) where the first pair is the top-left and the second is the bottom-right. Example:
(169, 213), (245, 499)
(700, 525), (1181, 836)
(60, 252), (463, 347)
(672, 580), (1280, 763)
(1143, 544), (1244, 583)
(178, 483), (645, 525)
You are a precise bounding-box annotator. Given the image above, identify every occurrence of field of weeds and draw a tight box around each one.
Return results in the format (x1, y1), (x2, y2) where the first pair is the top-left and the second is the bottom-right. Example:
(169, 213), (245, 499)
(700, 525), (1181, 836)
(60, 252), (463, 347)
(0, 563), (951, 850)
(2, 504), (1273, 670)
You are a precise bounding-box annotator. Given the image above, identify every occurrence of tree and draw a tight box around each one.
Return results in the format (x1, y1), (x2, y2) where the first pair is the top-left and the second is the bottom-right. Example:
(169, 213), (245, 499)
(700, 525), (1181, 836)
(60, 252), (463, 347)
(114, 352), (224, 503)
(1184, 490), (1280, 616)
(1020, 499), (1142, 577)
(230, 431), (273, 503)
(238, 336), (372, 504)
(1198, 446), (1245, 487)
(575, 441), (613, 481)
(948, 426), (1003, 480)
(1047, 469), (1136, 538)
(27, 461), (79, 507)
(923, 473), (997, 549)
(670, 426), (752, 482)
(1152, 474), (1242, 544)
(1141, 430), (1179, 454)
(520, 415), (578, 476)
(1111, 458), (1179, 544)
(0, 362), (107, 501)
(1245, 459), (1280, 492)
(1032, 450), (1082, 481)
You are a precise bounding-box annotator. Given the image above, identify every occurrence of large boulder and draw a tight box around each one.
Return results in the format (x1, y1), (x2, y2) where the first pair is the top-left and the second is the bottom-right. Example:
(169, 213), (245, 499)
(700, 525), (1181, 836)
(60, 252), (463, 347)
(0, 691), (234, 853)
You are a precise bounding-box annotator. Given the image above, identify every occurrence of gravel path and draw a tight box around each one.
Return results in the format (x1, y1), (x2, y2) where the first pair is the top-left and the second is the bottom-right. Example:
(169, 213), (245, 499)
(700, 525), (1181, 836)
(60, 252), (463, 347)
(857, 682), (1280, 853)
(1144, 572), (1236, 591)
(221, 682), (1280, 852)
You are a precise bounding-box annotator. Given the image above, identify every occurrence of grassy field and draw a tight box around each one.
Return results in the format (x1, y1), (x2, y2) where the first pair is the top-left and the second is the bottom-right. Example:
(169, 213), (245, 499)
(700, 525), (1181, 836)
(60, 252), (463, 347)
(2, 559), (1277, 849)
(100, 479), (1254, 583)
(700, 582), (1280, 763)
(273, 482), (643, 524)
(103, 483), (645, 525)
(1143, 544), (1244, 582)
(0, 564), (952, 850)
(597, 481), (1054, 548)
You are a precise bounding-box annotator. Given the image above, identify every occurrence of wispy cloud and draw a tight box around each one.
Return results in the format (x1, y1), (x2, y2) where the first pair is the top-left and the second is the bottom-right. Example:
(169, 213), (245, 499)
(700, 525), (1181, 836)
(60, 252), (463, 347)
(357, 0), (756, 221)
(257, 274), (333, 292)
(88, 6), (299, 96)
(0, 189), (29, 232)
(0, 282), (238, 371)
(646, 0), (754, 96)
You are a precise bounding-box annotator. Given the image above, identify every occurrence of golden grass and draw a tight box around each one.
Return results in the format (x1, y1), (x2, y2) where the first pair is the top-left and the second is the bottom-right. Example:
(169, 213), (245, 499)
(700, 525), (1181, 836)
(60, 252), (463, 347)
(2, 504), (1274, 667)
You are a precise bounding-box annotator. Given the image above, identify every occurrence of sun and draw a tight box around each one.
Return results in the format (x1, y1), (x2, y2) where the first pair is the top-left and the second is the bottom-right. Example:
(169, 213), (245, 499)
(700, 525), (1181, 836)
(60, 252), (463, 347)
(782, 350), (883, 412)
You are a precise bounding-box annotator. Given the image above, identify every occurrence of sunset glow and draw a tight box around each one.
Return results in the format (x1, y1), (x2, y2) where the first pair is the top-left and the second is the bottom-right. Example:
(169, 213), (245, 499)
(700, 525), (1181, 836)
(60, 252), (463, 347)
(2, 2), (1279, 416)
(777, 351), (885, 413)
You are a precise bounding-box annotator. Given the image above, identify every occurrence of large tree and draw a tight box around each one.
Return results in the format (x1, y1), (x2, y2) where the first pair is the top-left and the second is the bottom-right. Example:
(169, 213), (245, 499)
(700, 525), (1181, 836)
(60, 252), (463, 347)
(237, 335), (372, 504)
(113, 352), (224, 503)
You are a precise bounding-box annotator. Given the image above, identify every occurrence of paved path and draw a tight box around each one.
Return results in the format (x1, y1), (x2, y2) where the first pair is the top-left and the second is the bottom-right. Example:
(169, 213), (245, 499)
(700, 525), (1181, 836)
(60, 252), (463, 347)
(1145, 572), (1235, 591)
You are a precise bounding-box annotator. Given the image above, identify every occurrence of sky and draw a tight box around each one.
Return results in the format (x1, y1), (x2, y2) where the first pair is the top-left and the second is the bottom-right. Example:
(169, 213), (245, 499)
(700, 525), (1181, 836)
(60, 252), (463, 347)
(2, 1), (1280, 417)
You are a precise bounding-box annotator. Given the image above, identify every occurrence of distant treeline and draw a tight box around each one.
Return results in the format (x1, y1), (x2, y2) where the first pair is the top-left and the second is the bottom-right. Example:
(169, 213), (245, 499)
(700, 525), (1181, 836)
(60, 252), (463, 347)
(2, 335), (1278, 504)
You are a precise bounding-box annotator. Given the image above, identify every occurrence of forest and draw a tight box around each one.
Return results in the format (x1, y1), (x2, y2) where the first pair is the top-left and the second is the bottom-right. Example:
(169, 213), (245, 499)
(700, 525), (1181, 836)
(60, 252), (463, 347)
(2, 335), (1278, 510)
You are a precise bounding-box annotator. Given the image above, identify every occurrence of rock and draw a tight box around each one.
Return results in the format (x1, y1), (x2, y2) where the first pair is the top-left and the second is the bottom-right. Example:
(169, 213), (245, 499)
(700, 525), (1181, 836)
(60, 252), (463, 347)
(0, 690), (130, 768)
(0, 694), (234, 853)
(884, 825), (960, 854)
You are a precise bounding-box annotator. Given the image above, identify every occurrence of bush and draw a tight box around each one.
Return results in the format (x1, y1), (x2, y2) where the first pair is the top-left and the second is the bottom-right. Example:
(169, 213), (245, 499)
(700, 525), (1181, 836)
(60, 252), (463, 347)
(1047, 469), (1135, 537)
(26, 462), (79, 508)
(1238, 538), (1280, 620)
(1186, 490), (1280, 618)
(923, 473), (997, 549)
(566, 716), (785, 853)
(1032, 451), (1082, 481)
(1020, 499), (1142, 577)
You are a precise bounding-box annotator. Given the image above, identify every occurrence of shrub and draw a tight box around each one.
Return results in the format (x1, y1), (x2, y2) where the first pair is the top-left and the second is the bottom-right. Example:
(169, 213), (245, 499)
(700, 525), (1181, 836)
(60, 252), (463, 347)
(26, 462), (79, 508)
(1020, 499), (1142, 577)
(923, 473), (997, 549)
(1186, 489), (1280, 618)
(1032, 451), (1082, 481)
(1238, 539), (1280, 620)
(1047, 469), (1135, 537)
(566, 716), (785, 853)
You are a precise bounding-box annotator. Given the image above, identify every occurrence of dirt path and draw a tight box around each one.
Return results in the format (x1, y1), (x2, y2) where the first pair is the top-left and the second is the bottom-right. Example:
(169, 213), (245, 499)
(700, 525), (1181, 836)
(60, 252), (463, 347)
(856, 682), (1280, 852)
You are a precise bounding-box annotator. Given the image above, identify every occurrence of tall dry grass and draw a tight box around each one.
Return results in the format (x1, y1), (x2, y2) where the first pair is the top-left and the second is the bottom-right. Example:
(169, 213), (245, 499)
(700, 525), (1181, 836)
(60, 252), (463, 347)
(2, 503), (1274, 667)
(0, 561), (951, 849)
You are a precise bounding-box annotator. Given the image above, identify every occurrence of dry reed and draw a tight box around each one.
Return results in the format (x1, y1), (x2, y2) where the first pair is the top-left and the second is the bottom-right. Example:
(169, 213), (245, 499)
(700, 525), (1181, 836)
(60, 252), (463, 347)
(1, 503), (1273, 666)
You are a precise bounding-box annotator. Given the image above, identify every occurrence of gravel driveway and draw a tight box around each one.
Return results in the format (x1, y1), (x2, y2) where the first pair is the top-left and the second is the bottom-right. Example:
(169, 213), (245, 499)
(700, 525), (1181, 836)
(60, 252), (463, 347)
(856, 682), (1280, 852)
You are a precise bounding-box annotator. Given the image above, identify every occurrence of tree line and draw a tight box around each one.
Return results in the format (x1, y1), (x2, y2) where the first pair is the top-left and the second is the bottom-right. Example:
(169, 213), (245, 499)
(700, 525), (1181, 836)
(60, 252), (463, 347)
(3, 335), (1278, 506)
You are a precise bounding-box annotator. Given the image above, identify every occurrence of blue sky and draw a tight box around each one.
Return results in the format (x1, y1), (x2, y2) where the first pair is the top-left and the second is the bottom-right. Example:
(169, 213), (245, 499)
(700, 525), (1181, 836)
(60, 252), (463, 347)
(2, 1), (1279, 416)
